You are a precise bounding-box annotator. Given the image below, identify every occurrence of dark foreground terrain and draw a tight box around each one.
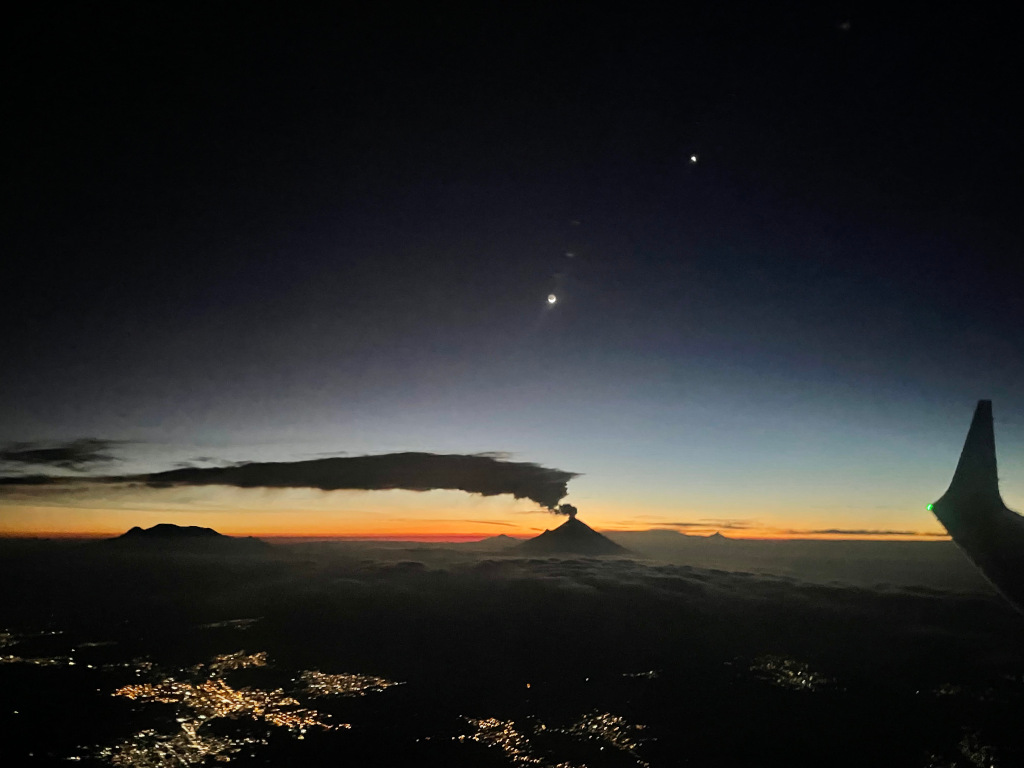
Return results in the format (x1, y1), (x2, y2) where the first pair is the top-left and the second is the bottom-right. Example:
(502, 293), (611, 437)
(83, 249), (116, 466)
(2, 536), (1023, 767)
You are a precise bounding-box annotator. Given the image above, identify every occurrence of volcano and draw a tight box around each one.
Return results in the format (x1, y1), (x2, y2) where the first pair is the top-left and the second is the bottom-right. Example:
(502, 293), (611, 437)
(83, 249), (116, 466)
(518, 516), (629, 556)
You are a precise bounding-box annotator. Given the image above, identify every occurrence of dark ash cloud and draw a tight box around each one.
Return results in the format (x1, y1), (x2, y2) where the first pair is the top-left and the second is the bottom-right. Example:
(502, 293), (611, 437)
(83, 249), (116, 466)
(0, 451), (578, 509)
(0, 439), (123, 471)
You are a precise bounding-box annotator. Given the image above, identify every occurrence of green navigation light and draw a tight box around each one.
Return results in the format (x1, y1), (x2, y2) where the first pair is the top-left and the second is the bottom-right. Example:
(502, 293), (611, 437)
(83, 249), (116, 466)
(926, 503), (934, 511)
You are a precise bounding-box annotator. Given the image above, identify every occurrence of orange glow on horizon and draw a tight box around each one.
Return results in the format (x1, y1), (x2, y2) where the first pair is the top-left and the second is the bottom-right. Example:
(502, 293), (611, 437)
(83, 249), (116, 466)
(0, 486), (951, 542)
(0, 524), (949, 543)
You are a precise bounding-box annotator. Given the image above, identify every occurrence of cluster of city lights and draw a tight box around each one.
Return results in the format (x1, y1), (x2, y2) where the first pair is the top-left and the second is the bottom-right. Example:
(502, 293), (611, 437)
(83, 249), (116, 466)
(113, 677), (335, 732)
(97, 725), (255, 767)
(748, 655), (836, 692)
(622, 670), (659, 679)
(458, 710), (651, 767)
(299, 669), (403, 697)
(198, 650), (269, 673)
(459, 717), (578, 768)
(199, 618), (261, 631)
(94, 648), (404, 765)
(562, 711), (650, 762)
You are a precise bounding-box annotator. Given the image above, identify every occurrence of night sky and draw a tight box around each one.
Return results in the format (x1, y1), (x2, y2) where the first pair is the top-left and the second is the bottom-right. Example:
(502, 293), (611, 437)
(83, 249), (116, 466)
(4, 2), (1023, 537)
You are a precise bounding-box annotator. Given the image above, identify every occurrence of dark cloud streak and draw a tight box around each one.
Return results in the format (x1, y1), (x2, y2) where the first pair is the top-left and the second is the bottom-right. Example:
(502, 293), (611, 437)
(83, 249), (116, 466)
(0, 439), (123, 471)
(0, 474), (65, 487)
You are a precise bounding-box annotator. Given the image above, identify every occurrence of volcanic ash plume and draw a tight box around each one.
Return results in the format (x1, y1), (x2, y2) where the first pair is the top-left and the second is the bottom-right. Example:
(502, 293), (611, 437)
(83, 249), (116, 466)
(555, 504), (578, 518)
(1, 451), (580, 511)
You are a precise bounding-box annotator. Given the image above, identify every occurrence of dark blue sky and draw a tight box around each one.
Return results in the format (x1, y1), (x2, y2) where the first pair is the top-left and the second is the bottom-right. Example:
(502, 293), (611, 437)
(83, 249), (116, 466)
(4, 2), (1023, 535)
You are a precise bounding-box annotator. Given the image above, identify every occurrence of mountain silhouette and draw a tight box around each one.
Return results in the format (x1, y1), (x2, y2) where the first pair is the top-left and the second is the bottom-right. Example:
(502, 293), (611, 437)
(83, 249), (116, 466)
(119, 523), (225, 539)
(104, 523), (269, 552)
(467, 533), (522, 549)
(518, 517), (629, 556)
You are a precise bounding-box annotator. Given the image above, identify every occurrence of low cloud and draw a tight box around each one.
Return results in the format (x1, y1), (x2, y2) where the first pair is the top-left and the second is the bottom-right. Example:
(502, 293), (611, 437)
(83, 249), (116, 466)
(659, 520), (947, 538)
(173, 456), (240, 469)
(665, 519), (756, 530)
(793, 528), (948, 537)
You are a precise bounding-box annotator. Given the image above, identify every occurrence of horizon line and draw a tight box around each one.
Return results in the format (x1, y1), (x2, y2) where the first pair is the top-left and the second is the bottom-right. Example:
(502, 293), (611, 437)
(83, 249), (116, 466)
(0, 528), (952, 543)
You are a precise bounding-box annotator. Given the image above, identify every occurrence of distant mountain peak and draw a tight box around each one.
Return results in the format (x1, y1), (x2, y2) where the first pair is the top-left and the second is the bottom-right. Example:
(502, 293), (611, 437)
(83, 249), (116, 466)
(462, 533), (523, 551)
(518, 516), (629, 556)
(708, 531), (730, 540)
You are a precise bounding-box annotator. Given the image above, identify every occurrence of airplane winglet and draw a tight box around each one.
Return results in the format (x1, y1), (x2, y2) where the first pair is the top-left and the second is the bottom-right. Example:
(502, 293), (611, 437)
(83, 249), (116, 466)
(940, 399), (1002, 510)
(930, 400), (1024, 612)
